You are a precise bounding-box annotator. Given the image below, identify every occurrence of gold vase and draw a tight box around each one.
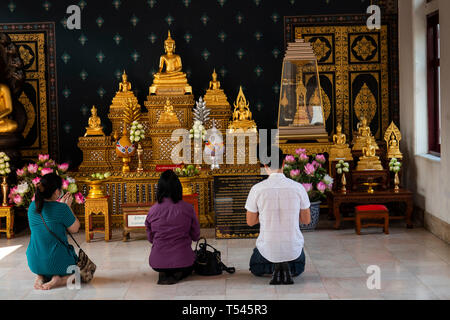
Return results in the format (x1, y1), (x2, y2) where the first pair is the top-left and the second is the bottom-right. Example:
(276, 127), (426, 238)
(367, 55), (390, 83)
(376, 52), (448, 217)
(121, 157), (131, 173)
(394, 172), (400, 193)
(1, 176), (8, 206)
(341, 173), (347, 193)
(179, 177), (193, 195)
(137, 143), (143, 173)
(85, 180), (107, 199)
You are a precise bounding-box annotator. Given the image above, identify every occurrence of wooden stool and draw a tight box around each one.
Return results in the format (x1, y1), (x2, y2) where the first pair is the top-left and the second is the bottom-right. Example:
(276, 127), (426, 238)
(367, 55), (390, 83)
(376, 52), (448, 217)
(84, 196), (112, 242)
(0, 206), (14, 239)
(355, 205), (389, 235)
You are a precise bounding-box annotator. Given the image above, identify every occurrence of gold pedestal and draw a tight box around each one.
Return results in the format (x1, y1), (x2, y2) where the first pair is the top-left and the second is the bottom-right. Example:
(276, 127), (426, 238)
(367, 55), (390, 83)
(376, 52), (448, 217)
(85, 196), (112, 242)
(356, 158), (384, 171)
(329, 146), (354, 162)
(0, 206), (14, 239)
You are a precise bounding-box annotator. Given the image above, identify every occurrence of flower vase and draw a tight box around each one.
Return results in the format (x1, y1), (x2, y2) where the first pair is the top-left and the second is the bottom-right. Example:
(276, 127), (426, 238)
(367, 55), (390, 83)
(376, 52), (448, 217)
(1, 176), (8, 206)
(137, 143), (144, 172)
(394, 172), (400, 193)
(341, 173), (347, 193)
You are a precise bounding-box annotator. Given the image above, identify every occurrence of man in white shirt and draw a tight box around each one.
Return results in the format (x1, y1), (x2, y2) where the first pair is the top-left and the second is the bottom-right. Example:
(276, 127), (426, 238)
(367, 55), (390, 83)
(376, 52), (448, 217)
(245, 147), (311, 285)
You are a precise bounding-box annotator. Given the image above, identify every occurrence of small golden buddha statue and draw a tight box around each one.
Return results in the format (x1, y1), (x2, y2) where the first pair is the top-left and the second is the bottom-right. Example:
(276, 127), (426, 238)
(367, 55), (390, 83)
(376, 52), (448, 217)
(209, 69), (221, 90)
(352, 117), (379, 151)
(292, 72), (310, 126)
(119, 71), (132, 92)
(149, 31), (192, 95)
(329, 123), (353, 161)
(0, 83), (18, 133)
(84, 105), (105, 136)
(356, 137), (383, 171)
(156, 98), (181, 127)
(384, 122), (403, 159)
(228, 87), (257, 133)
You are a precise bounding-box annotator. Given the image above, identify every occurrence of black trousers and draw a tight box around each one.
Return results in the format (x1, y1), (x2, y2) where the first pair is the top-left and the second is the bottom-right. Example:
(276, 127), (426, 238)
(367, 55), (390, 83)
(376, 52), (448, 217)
(152, 265), (194, 280)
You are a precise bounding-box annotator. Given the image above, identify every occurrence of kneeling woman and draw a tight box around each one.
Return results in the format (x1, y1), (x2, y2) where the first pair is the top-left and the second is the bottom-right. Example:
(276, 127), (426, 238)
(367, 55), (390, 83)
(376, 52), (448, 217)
(145, 170), (200, 285)
(26, 173), (81, 290)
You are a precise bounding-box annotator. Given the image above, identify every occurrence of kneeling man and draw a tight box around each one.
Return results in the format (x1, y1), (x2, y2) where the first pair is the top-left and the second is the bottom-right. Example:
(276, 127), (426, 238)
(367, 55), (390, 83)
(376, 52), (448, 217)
(245, 147), (311, 285)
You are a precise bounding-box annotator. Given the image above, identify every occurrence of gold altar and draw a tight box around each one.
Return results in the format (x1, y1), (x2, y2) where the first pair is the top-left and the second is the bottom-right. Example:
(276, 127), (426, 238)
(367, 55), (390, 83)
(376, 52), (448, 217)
(74, 31), (259, 228)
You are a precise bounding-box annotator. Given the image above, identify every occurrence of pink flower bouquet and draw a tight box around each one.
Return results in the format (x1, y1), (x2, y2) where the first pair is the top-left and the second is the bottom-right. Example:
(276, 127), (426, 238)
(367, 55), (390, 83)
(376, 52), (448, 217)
(8, 155), (84, 207)
(283, 150), (333, 202)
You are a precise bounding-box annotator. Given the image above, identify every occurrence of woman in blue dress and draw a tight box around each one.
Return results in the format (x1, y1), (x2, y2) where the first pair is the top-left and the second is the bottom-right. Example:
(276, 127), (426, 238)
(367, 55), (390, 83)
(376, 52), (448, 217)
(26, 173), (81, 290)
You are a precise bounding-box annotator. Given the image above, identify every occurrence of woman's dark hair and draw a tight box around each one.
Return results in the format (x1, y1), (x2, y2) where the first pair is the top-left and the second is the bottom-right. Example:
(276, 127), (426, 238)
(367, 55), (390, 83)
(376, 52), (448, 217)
(35, 173), (62, 213)
(156, 170), (182, 204)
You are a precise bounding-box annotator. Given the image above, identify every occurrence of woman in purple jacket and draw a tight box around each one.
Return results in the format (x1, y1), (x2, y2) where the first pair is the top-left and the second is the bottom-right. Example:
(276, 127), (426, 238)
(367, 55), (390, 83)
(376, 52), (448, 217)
(145, 170), (200, 285)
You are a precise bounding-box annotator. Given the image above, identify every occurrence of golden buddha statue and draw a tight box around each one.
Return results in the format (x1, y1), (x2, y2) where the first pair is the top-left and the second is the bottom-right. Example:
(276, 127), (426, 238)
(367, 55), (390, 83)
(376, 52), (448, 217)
(156, 98), (181, 127)
(84, 105), (105, 136)
(329, 123), (353, 161)
(356, 137), (383, 171)
(0, 83), (18, 133)
(292, 72), (310, 126)
(119, 71), (131, 92)
(149, 31), (192, 95)
(228, 86), (257, 132)
(384, 121), (403, 159)
(352, 117), (379, 151)
(209, 69), (221, 90)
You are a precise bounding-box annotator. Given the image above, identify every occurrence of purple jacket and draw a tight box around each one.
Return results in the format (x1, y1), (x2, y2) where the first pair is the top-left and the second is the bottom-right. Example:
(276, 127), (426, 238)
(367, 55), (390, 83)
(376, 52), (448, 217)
(145, 198), (200, 269)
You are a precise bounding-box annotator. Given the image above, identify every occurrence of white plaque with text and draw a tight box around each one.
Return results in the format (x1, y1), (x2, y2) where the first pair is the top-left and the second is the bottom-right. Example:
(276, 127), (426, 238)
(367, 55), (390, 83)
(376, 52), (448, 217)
(127, 215), (147, 228)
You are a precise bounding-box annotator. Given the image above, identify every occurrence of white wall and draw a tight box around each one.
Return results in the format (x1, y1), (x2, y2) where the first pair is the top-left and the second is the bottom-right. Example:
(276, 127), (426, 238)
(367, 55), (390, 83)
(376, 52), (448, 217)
(399, 0), (450, 224)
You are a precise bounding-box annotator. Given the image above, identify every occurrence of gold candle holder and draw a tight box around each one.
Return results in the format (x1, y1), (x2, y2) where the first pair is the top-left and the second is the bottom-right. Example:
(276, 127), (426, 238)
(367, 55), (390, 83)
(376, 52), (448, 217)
(394, 172), (400, 193)
(1, 176), (8, 206)
(340, 173), (347, 193)
(137, 143), (144, 173)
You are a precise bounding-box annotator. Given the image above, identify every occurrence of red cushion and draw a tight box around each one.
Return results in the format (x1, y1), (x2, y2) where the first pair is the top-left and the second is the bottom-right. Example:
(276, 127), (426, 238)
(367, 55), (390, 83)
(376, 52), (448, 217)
(356, 205), (388, 212)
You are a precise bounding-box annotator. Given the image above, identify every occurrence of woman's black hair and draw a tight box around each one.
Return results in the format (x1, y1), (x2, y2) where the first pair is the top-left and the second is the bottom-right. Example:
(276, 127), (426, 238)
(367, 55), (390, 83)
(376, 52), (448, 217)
(35, 173), (62, 213)
(156, 170), (183, 204)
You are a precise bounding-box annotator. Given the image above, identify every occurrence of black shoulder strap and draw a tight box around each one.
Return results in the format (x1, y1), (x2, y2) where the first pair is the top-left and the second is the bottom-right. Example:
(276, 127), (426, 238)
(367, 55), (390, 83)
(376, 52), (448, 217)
(38, 212), (81, 249)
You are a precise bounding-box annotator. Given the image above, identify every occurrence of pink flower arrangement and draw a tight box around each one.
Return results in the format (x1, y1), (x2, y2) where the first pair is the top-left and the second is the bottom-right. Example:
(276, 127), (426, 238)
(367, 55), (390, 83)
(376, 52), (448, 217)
(32, 177), (41, 185)
(40, 168), (53, 176)
(9, 154), (83, 208)
(27, 164), (38, 174)
(283, 150), (332, 202)
(304, 163), (316, 176)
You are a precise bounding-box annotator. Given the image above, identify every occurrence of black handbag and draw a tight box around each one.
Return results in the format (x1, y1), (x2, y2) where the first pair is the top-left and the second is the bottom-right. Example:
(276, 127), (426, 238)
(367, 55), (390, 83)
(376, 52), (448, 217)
(39, 213), (96, 283)
(194, 237), (235, 276)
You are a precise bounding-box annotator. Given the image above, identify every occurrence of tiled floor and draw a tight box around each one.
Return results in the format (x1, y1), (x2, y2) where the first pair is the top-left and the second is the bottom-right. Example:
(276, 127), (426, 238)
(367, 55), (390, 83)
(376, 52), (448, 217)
(0, 227), (449, 300)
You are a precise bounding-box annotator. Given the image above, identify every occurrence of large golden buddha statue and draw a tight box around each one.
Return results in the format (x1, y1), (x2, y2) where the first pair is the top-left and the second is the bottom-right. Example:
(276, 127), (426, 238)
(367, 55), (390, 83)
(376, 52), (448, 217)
(0, 83), (18, 133)
(149, 31), (192, 95)
(329, 123), (353, 161)
(356, 137), (383, 171)
(84, 105), (105, 136)
(119, 71), (131, 92)
(209, 69), (221, 90)
(352, 117), (379, 151)
(228, 86), (257, 133)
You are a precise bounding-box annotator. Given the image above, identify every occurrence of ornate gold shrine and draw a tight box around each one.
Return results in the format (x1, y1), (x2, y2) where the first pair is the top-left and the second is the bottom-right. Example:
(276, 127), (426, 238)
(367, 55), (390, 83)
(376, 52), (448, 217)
(384, 121), (403, 160)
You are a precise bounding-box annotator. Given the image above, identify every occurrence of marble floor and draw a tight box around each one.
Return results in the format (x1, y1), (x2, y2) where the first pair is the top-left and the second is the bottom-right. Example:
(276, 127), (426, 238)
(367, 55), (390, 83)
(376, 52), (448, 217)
(0, 227), (449, 300)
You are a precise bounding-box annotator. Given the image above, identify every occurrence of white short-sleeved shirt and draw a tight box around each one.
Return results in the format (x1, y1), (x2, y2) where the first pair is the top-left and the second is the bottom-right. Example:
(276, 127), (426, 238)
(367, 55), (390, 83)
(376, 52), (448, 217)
(245, 173), (311, 263)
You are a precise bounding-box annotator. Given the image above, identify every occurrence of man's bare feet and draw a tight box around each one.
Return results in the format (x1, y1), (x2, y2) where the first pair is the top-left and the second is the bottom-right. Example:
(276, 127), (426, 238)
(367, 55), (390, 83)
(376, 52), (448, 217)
(41, 275), (71, 290)
(34, 275), (45, 290)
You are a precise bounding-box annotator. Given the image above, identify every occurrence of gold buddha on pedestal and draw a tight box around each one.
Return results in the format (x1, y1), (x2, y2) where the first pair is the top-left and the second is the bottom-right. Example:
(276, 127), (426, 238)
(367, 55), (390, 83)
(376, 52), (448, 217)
(329, 123), (353, 161)
(384, 121), (403, 160)
(156, 98), (181, 127)
(292, 72), (310, 126)
(0, 83), (18, 133)
(84, 106), (105, 136)
(356, 137), (383, 171)
(149, 31), (192, 95)
(352, 117), (379, 151)
(228, 87), (257, 133)
(119, 71), (132, 93)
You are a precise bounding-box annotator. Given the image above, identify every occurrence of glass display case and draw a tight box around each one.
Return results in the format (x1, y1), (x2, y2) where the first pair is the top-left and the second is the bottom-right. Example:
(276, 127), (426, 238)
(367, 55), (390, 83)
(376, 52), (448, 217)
(277, 39), (329, 143)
